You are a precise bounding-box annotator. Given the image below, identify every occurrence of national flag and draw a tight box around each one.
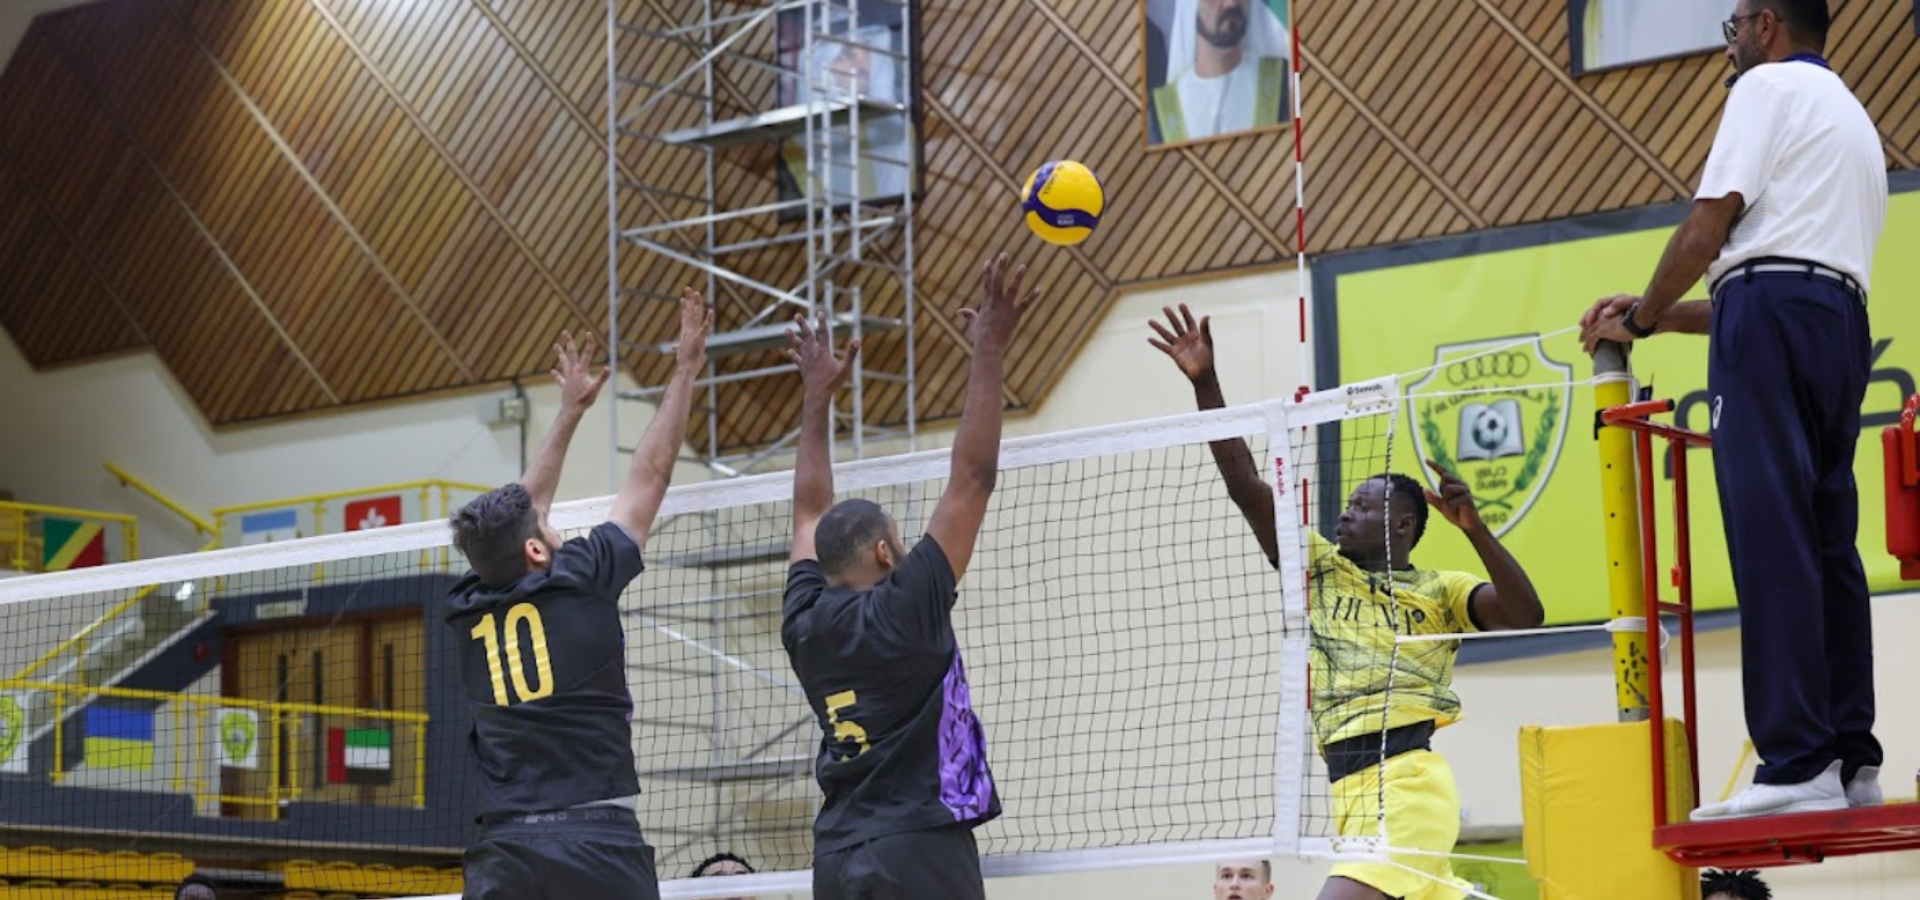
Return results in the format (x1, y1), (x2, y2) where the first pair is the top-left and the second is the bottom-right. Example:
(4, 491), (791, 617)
(239, 509), (299, 545)
(83, 704), (154, 771)
(324, 727), (391, 785)
(344, 495), (402, 532)
(42, 517), (106, 571)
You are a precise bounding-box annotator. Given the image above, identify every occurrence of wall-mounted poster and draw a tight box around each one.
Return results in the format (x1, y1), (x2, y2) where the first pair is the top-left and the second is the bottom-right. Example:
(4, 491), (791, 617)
(774, 0), (923, 216)
(1570, 0), (1727, 74)
(1142, 0), (1292, 149)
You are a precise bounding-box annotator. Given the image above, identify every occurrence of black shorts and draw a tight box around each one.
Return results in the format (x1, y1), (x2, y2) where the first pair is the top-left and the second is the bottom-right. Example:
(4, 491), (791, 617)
(464, 805), (659, 900)
(814, 823), (984, 900)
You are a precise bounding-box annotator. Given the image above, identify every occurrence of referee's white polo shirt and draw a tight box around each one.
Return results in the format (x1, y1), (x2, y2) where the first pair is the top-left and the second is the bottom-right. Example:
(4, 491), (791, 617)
(1696, 57), (1886, 293)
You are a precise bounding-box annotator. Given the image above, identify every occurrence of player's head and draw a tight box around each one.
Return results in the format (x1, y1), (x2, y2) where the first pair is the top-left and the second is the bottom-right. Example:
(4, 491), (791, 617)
(174, 874), (217, 900)
(1195, 0), (1249, 51)
(1211, 859), (1273, 900)
(449, 483), (562, 586)
(1727, 0), (1829, 72)
(691, 852), (756, 900)
(815, 498), (906, 587)
(1335, 473), (1429, 560)
(1702, 868), (1772, 900)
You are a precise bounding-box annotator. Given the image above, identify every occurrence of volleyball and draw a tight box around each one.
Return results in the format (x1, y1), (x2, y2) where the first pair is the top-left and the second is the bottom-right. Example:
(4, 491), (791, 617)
(1020, 160), (1105, 246)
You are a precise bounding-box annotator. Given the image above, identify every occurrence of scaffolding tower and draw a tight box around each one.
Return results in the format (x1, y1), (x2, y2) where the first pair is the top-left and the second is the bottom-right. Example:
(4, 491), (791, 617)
(608, 0), (919, 480)
(605, 0), (920, 868)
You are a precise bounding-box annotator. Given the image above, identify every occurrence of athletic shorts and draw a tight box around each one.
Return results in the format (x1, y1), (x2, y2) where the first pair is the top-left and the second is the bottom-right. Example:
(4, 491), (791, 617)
(1328, 749), (1473, 900)
(464, 805), (659, 900)
(813, 823), (984, 900)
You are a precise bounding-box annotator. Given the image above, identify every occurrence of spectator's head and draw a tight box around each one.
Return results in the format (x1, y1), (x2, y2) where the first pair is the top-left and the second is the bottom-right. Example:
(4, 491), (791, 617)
(175, 874), (217, 900)
(1335, 473), (1430, 562)
(450, 483), (561, 585)
(1212, 859), (1273, 900)
(814, 499), (904, 588)
(1702, 868), (1772, 900)
(1727, 1), (1831, 73)
(691, 852), (757, 900)
(1194, 0), (1250, 52)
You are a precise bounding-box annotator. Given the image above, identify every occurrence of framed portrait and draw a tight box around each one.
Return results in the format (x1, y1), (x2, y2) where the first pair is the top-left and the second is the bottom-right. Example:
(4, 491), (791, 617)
(1140, 0), (1293, 150)
(774, 0), (924, 218)
(1569, 0), (1726, 75)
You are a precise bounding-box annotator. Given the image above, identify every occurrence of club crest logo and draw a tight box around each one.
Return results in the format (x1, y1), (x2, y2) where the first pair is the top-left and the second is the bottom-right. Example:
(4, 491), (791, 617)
(1408, 336), (1572, 538)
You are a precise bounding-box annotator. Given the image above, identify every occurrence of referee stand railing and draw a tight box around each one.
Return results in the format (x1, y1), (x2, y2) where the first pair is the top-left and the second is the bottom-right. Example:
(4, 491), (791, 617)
(1601, 397), (1920, 869)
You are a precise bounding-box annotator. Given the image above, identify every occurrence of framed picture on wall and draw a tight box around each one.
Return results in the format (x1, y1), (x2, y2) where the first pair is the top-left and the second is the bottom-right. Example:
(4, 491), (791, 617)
(1140, 0), (1292, 150)
(1569, 0), (1726, 74)
(773, 0), (924, 218)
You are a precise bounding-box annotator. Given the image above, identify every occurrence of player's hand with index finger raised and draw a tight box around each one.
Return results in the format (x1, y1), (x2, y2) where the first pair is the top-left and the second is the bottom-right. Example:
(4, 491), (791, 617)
(1422, 458), (1486, 533)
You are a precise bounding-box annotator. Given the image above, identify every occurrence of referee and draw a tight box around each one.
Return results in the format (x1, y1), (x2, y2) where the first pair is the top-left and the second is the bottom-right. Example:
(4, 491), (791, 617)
(781, 253), (1036, 899)
(1579, 0), (1886, 821)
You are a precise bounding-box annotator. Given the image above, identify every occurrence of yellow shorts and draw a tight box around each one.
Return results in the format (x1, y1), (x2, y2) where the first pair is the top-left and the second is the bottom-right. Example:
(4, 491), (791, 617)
(1328, 749), (1474, 900)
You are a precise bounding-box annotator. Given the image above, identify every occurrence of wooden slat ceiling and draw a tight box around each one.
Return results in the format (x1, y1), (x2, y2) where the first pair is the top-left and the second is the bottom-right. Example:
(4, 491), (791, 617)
(0, 0), (1915, 451)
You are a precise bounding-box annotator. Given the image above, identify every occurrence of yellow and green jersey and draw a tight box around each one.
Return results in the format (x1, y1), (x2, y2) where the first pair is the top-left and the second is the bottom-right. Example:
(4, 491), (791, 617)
(1306, 531), (1484, 747)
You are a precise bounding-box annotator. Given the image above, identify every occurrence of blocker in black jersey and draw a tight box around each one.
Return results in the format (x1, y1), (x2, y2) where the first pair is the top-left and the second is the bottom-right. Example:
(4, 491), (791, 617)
(782, 535), (1000, 855)
(445, 521), (644, 818)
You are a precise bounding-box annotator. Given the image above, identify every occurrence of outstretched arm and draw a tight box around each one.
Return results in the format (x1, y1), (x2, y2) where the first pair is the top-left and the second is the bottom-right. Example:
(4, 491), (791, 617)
(789, 311), (861, 564)
(521, 331), (613, 517)
(922, 253), (1040, 581)
(610, 287), (712, 545)
(1148, 304), (1279, 568)
(1422, 459), (1545, 630)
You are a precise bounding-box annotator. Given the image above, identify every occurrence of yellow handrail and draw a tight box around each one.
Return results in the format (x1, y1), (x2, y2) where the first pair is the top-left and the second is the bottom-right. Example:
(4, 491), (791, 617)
(210, 479), (493, 518)
(13, 538), (220, 683)
(0, 501), (138, 575)
(103, 462), (217, 536)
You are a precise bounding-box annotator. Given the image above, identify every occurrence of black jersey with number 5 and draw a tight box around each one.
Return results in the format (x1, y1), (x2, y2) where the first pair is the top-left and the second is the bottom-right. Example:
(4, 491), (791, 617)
(445, 521), (644, 818)
(782, 535), (1000, 854)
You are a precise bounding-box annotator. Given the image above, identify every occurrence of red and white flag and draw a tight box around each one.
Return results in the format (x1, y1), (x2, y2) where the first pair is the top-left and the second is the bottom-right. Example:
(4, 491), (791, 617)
(345, 495), (402, 532)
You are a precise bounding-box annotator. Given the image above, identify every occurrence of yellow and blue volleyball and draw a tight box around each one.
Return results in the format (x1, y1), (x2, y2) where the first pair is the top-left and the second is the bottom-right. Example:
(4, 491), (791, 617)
(1020, 160), (1105, 246)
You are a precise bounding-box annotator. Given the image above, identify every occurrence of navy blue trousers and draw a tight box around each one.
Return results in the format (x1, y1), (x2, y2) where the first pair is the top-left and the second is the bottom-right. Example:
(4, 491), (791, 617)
(1709, 270), (1881, 786)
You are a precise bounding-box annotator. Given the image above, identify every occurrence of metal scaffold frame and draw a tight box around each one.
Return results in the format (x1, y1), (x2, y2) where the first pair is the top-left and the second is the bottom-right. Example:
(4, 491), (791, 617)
(605, 0), (920, 868)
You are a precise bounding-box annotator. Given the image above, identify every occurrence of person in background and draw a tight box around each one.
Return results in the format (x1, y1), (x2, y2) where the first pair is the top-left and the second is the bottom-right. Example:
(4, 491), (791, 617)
(1213, 859), (1275, 900)
(1703, 868), (1773, 900)
(691, 851), (757, 900)
(174, 874), (217, 900)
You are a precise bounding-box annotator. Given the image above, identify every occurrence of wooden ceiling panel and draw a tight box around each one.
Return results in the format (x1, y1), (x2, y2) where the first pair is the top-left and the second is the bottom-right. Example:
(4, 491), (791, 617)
(2, 0), (1915, 440)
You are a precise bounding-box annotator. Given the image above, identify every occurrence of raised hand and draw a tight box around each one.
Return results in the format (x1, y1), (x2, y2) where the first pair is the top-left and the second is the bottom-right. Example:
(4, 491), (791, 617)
(960, 253), (1040, 351)
(673, 286), (715, 372)
(551, 329), (612, 413)
(787, 309), (861, 397)
(1147, 303), (1216, 383)
(1422, 459), (1485, 533)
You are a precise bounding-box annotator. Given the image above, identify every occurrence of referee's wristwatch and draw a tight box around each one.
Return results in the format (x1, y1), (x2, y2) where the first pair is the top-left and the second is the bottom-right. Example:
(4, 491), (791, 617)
(1620, 301), (1656, 339)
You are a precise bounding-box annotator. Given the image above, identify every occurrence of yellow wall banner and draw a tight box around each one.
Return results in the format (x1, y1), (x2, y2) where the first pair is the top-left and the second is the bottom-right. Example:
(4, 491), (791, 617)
(1316, 178), (1920, 626)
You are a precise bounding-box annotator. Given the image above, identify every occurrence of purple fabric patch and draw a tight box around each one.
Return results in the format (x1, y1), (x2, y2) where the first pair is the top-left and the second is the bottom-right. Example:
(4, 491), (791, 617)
(937, 648), (995, 822)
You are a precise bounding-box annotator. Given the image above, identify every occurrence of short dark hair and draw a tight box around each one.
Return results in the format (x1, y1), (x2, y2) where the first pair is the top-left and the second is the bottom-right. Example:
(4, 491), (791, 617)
(450, 483), (542, 585)
(691, 851), (755, 877)
(1372, 473), (1430, 549)
(815, 499), (894, 576)
(1702, 869), (1772, 900)
(1759, 0), (1831, 46)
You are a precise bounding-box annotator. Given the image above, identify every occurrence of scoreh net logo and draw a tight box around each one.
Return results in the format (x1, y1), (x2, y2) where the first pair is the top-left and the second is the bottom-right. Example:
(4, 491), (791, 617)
(1407, 336), (1573, 538)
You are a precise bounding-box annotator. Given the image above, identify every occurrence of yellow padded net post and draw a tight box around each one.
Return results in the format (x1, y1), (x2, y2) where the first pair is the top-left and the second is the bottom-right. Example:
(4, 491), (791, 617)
(1520, 721), (1699, 900)
(1593, 341), (1651, 721)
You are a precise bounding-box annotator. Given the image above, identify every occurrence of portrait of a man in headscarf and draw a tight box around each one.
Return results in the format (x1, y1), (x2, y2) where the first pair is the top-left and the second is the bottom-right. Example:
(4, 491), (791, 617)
(1143, 0), (1291, 146)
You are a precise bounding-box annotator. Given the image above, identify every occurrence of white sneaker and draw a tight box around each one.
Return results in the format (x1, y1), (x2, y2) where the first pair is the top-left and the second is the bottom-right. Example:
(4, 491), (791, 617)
(1846, 766), (1883, 809)
(1691, 761), (1848, 821)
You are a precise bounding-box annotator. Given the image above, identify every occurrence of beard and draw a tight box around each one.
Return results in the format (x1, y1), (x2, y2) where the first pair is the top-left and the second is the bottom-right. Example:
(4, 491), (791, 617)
(1197, 5), (1248, 49)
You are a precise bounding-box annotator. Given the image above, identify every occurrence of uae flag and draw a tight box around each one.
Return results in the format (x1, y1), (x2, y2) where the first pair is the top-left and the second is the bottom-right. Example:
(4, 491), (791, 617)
(324, 727), (392, 785)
